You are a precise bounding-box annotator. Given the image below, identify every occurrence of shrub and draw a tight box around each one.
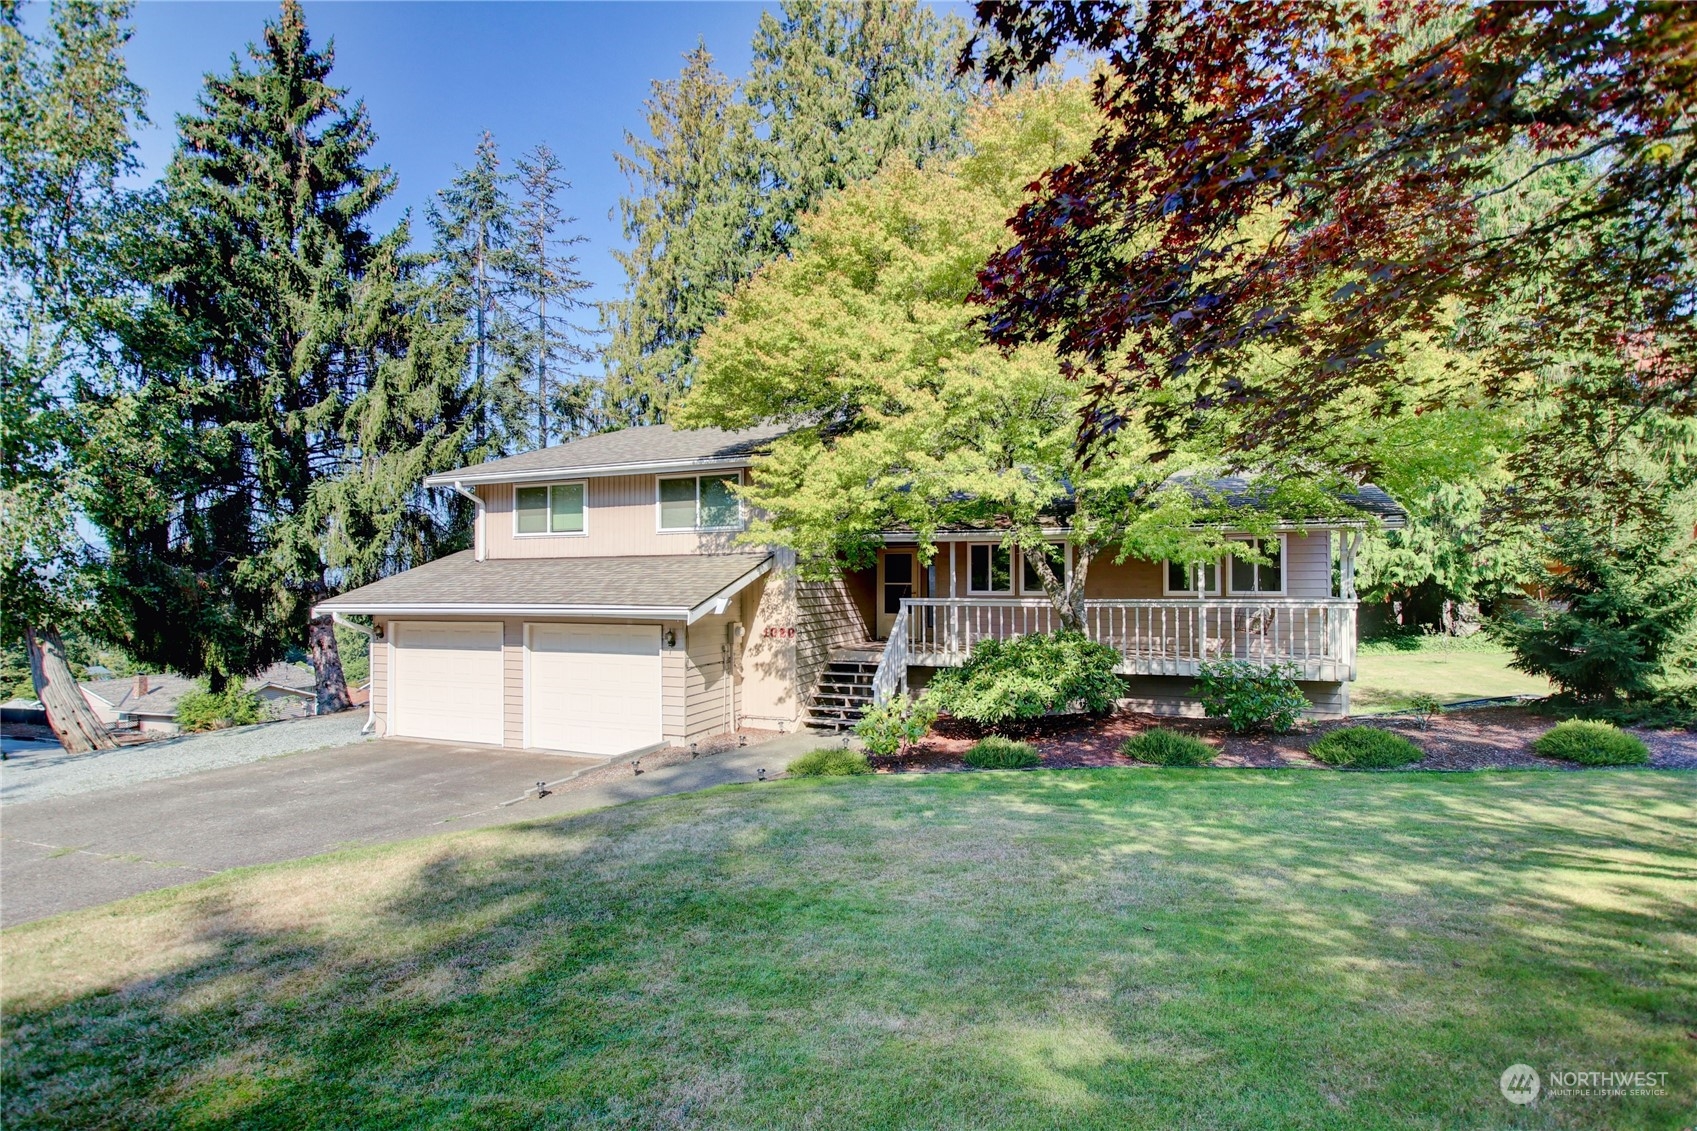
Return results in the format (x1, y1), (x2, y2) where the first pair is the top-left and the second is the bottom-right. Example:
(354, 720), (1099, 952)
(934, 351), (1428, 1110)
(1409, 692), (1444, 730)
(1194, 661), (1309, 734)
(853, 692), (938, 756)
(1120, 727), (1215, 766)
(924, 631), (1121, 727)
(1531, 719), (1649, 766)
(963, 736), (1040, 769)
(1308, 726), (1424, 769)
(176, 687), (267, 733)
(786, 748), (874, 777)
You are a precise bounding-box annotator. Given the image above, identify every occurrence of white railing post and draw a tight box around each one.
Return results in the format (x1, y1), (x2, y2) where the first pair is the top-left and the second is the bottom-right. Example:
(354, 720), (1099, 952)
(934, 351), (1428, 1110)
(872, 604), (910, 706)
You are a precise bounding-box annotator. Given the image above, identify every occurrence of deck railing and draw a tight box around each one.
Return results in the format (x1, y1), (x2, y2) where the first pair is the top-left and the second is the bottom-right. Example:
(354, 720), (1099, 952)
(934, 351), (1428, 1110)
(898, 596), (1357, 683)
(869, 606), (910, 706)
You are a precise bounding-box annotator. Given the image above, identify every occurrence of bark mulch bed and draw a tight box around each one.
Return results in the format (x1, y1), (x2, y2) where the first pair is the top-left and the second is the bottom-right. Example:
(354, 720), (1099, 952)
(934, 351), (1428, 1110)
(868, 707), (1697, 774)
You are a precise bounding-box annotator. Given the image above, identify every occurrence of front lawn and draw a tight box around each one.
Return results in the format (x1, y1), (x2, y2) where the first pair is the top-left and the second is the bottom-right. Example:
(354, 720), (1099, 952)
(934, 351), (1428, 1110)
(1353, 642), (1553, 714)
(4, 772), (1693, 1129)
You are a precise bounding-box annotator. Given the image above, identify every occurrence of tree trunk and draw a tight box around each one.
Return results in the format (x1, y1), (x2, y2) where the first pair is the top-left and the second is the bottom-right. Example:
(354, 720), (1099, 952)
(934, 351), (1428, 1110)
(1024, 541), (1092, 633)
(25, 624), (115, 754)
(308, 612), (352, 715)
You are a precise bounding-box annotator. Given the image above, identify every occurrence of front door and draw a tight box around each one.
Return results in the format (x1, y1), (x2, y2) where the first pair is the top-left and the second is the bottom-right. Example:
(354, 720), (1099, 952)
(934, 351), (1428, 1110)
(878, 551), (915, 639)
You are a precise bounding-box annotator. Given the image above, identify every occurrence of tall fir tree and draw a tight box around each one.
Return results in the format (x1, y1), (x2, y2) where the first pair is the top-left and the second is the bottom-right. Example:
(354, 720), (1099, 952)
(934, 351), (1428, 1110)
(603, 43), (760, 426)
(1, 0), (144, 751)
(90, 0), (388, 709)
(512, 143), (594, 446)
(604, 5), (977, 423)
(427, 132), (527, 450)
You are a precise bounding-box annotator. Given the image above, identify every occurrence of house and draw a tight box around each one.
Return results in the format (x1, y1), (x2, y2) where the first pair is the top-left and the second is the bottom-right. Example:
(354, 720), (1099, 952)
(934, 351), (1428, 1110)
(316, 425), (1405, 756)
(80, 663), (319, 735)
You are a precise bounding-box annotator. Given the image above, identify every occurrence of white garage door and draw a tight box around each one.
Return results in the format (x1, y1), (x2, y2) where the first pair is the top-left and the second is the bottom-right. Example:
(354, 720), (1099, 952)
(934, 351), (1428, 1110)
(527, 623), (662, 755)
(391, 621), (504, 745)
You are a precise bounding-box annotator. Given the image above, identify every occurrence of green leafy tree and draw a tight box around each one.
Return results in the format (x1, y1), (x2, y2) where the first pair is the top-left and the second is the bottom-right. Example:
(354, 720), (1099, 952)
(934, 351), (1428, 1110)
(681, 84), (1352, 627)
(1, 0), (143, 751)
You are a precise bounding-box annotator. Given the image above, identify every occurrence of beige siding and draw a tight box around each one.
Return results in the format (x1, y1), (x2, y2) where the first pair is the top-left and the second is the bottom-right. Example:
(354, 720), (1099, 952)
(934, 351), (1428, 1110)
(795, 574), (866, 706)
(739, 569), (803, 728)
(480, 475), (749, 560)
(1280, 530), (1332, 599)
(662, 624), (687, 742)
(1084, 555), (1165, 599)
(503, 621), (525, 748)
(684, 611), (737, 740)
(370, 629), (389, 736)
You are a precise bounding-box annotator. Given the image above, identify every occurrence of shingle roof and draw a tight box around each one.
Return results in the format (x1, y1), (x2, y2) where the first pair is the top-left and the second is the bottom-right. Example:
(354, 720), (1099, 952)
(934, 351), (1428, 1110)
(316, 551), (774, 616)
(1191, 476), (1407, 527)
(81, 662), (319, 717)
(423, 423), (794, 486)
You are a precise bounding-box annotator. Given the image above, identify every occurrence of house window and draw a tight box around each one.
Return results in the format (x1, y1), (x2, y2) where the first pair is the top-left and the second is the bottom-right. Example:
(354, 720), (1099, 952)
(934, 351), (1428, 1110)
(515, 482), (586, 535)
(1021, 544), (1066, 594)
(968, 544), (1013, 594)
(883, 552), (914, 614)
(658, 473), (743, 531)
(1163, 559), (1220, 596)
(1229, 537), (1284, 594)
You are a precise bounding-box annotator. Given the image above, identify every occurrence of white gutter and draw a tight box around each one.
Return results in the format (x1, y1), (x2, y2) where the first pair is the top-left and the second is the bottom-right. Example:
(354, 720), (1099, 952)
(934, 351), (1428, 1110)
(685, 557), (774, 624)
(315, 601), (698, 619)
(331, 612), (379, 735)
(446, 479), (486, 561)
(423, 454), (756, 488)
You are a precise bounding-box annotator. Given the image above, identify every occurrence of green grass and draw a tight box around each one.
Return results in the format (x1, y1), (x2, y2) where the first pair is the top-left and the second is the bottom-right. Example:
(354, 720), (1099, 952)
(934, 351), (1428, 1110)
(1533, 719), (1651, 766)
(4, 772), (1694, 1129)
(786, 747), (873, 776)
(1120, 726), (1216, 766)
(963, 736), (1041, 768)
(1352, 646), (1553, 714)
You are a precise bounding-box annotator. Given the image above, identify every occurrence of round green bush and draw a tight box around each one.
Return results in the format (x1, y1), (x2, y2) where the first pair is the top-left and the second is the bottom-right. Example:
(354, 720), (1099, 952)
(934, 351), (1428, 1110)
(963, 736), (1040, 769)
(1307, 726), (1424, 769)
(1531, 719), (1649, 766)
(786, 748), (874, 777)
(1120, 727), (1216, 766)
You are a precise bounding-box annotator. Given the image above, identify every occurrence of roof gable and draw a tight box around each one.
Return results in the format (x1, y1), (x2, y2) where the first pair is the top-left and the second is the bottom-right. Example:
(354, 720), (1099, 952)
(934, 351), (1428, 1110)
(423, 423), (793, 487)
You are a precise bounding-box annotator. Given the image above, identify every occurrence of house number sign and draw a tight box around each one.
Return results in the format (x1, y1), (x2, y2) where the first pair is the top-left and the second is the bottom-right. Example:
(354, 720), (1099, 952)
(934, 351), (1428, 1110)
(762, 626), (797, 639)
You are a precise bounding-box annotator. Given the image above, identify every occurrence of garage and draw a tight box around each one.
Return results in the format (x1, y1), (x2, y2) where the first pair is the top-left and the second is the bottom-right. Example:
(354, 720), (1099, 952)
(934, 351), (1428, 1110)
(390, 621), (504, 745)
(526, 623), (662, 755)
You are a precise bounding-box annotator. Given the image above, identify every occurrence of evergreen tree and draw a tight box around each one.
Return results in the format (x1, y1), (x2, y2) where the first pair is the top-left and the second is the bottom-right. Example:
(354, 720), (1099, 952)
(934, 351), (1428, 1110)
(604, 6), (977, 423)
(427, 132), (525, 449)
(512, 143), (594, 446)
(603, 43), (759, 425)
(92, 0), (389, 709)
(1, 0), (144, 751)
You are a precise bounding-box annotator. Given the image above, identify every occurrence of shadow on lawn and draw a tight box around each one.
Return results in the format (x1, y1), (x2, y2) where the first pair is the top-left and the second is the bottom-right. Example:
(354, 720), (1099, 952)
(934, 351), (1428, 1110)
(3, 772), (1694, 1130)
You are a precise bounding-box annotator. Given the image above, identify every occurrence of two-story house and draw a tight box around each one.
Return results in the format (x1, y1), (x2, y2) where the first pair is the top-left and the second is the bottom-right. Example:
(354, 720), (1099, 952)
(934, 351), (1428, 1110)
(316, 424), (1404, 756)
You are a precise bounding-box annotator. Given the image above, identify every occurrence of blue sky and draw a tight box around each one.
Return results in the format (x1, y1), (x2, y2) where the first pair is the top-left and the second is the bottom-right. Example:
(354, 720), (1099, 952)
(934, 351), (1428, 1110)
(113, 2), (787, 313)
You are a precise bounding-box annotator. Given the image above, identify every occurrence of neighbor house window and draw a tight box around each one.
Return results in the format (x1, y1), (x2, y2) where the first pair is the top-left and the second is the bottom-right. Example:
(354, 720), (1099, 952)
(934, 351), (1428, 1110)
(1229, 537), (1284, 594)
(658, 473), (742, 531)
(1021, 544), (1066, 594)
(1163, 559), (1220, 596)
(968, 544), (1013, 594)
(515, 482), (586, 535)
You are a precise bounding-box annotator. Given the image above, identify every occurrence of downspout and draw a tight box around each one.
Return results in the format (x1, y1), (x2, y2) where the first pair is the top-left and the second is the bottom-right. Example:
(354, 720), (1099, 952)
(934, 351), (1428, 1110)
(449, 479), (486, 562)
(331, 612), (379, 735)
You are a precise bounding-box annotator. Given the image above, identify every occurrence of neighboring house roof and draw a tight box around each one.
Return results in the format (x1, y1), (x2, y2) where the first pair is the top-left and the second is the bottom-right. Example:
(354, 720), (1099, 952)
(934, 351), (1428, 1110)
(80, 662), (319, 719)
(423, 423), (794, 486)
(1191, 476), (1406, 528)
(315, 551), (774, 623)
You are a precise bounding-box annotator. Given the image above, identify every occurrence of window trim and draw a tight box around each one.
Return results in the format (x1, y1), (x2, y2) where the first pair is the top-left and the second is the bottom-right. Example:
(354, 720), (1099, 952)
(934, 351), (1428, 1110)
(966, 542), (1015, 596)
(512, 480), (589, 538)
(1161, 557), (1222, 597)
(654, 472), (745, 534)
(1225, 533), (1288, 596)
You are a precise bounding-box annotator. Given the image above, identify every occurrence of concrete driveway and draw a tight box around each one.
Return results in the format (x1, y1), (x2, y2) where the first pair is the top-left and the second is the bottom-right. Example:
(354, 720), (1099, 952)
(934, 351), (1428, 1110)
(1, 733), (813, 927)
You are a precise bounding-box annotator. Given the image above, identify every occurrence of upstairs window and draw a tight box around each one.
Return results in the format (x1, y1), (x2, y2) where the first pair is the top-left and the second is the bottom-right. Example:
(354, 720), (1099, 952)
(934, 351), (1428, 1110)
(968, 543), (1013, 594)
(1229, 537), (1284, 594)
(658, 473), (743, 531)
(515, 482), (586, 535)
(1163, 559), (1220, 596)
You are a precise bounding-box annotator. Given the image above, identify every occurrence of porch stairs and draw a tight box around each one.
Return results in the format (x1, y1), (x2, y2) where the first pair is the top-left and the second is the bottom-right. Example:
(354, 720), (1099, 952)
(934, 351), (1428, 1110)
(803, 645), (884, 731)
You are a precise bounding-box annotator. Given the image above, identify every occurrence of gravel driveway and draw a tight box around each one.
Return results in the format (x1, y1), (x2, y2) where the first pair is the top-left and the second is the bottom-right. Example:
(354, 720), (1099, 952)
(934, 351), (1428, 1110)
(0, 712), (372, 805)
